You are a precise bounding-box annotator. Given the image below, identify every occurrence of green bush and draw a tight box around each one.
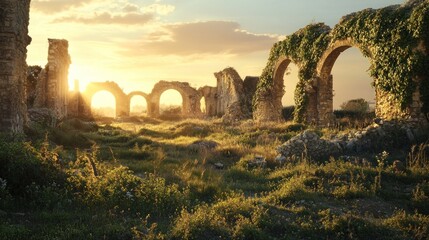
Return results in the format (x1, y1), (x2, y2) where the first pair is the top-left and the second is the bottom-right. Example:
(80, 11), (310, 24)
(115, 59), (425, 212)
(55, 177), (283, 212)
(67, 149), (188, 217)
(0, 137), (65, 198)
(281, 106), (295, 121)
(171, 205), (231, 240)
(384, 210), (429, 240)
(319, 209), (392, 239)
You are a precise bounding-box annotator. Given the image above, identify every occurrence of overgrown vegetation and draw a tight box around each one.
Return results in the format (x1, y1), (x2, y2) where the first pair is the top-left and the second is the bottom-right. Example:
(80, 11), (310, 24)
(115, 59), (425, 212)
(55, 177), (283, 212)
(1, 116), (429, 239)
(254, 1), (429, 121)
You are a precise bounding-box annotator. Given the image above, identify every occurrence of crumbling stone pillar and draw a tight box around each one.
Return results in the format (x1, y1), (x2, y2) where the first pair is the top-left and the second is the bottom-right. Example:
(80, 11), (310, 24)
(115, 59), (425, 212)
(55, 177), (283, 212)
(46, 39), (71, 120)
(215, 68), (252, 121)
(317, 75), (334, 126)
(32, 39), (71, 122)
(0, 0), (31, 133)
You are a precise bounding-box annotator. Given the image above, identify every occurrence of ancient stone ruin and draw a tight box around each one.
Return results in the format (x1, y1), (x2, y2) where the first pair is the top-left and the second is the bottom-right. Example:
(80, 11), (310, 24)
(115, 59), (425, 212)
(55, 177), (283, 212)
(0, 0), (31, 133)
(1, 0), (427, 133)
(69, 67), (259, 121)
(148, 81), (202, 118)
(211, 68), (256, 122)
(277, 121), (425, 162)
(253, 2), (429, 126)
(30, 39), (71, 123)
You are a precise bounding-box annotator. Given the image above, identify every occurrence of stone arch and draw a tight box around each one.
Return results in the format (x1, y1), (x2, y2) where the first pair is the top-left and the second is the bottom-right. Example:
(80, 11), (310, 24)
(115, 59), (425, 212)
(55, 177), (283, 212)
(316, 38), (373, 125)
(254, 55), (307, 122)
(128, 91), (149, 115)
(81, 81), (129, 117)
(198, 86), (217, 117)
(148, 81), (202, 118)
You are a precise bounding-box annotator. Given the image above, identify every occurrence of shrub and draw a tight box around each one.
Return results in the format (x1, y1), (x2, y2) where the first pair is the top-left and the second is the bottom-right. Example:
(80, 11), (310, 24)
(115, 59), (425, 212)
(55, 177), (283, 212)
(0, 137), (65, 197)
(340, 98), (370, 114)
(67, 146), (187, 217)
(282, 106), (295, 121)
(384, 211), (429, 240)
(319, 209), (392, 239)
(171, 205), (231, 240)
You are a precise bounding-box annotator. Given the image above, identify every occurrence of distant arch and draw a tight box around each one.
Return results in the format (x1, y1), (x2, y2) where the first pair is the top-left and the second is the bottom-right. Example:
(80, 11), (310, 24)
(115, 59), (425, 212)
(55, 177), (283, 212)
(148, 81), (202, 117)
(159, 89), (184, 113)
(198, 86), (217, 117)
(128, 91), (149, 115)
(91, 91), (116, 117)
(82, 81), (129, 117)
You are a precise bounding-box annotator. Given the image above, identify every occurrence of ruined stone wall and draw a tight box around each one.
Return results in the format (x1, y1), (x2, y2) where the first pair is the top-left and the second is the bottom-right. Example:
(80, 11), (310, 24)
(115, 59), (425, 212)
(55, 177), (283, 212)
(376, 87), (425, 122)
(215, 68), (252, 122)
(46, 39), (71, 119)
(32, 39), (71, 121)
(0, 0), (31, 133)
(199, 86), (217, 117)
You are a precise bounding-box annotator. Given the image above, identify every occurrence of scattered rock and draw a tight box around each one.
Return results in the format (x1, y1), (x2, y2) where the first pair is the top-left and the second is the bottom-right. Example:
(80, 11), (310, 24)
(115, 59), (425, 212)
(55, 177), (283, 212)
(277, 130), (341, 162)
(214, 162), (224, 170)
(277, 121), (426, 163)
(189, 140), (219, 151)
(275, 155), (286, 165)
(247, 155), (266, 168)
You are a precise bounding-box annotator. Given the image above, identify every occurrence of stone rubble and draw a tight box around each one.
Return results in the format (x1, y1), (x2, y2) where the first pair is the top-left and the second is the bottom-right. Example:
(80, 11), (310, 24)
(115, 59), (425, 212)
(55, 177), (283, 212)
(277, 121), (426, 162)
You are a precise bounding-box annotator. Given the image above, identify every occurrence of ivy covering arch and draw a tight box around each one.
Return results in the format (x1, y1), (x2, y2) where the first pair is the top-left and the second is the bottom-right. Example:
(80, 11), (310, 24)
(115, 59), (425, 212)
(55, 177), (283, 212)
(253, 0), (429, 123)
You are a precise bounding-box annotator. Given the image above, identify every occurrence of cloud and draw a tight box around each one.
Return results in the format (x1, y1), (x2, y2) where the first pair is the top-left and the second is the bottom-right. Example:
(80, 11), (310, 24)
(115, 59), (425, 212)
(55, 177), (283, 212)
(31, 0), (95, 13)
(143, 4), (175, 15)
(134, 21), (278, 56)
(54, 12), (154, 25)
(122, 3), (140, 13)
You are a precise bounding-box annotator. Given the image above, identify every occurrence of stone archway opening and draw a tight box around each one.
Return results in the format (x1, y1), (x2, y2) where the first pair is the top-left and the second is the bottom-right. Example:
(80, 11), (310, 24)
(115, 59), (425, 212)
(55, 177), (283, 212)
(200, 97), (207, 114)
(332, 47), (374, 111)
(159, 89), (183, 115)
(281, 63), (300, 121)
(91, 90), (116, 118)
(130, 95), (148, 116)
(319, 43), (375, 128)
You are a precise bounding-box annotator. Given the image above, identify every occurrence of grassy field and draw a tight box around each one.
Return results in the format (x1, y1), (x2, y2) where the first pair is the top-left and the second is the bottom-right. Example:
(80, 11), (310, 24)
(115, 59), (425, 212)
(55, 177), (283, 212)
(1, 117), (428, 239)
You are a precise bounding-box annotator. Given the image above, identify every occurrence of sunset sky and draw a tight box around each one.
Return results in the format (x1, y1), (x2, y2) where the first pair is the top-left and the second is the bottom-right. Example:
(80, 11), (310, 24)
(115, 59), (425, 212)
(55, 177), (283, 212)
(26, 0), (404, 109)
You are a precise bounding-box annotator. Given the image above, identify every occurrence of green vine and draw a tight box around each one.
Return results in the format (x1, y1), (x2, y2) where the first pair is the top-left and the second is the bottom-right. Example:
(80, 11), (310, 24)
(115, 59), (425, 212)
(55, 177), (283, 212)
(253, 23), (330, 122)
(254, 0), (429, 122)
(331, 2), (428, 110)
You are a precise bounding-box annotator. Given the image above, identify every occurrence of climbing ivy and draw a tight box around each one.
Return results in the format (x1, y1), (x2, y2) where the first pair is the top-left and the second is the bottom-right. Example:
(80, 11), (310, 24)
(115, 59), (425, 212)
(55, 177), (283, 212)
(254, 0), (429, 122)
(331, 1), (429, 110)
(253, 23), (330, 122)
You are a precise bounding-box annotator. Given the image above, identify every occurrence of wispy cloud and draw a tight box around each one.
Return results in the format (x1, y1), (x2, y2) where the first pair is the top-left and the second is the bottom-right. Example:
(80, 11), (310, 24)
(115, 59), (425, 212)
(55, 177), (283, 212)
(54, 12), (154, 25)
(130, 21), (278, 56)
(31, 0), (96, 13)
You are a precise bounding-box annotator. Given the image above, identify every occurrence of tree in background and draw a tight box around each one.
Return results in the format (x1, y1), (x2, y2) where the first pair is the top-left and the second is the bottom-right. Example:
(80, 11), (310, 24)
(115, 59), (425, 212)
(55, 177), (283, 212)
(340, 98), (370, 114)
